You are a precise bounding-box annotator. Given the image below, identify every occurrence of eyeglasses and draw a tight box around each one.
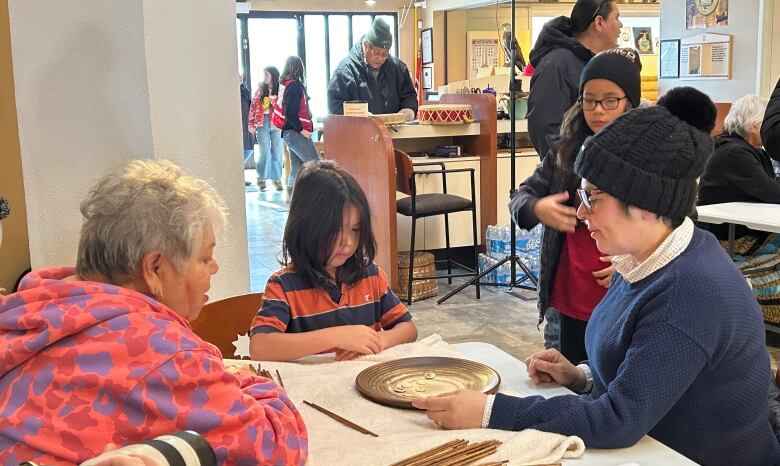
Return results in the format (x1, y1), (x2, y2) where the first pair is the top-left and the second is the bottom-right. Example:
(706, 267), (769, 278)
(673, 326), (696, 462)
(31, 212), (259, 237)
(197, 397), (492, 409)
(577, 188), (594, 214)
(590, 0), (611, 22)
(365, 44), (390, 58)
(580, 96), (627, 111)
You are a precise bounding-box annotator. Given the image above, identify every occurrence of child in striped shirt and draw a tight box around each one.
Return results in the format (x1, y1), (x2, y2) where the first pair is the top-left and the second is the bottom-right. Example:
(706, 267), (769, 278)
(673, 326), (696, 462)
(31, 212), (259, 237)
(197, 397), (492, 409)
(250, 160), (417, 361)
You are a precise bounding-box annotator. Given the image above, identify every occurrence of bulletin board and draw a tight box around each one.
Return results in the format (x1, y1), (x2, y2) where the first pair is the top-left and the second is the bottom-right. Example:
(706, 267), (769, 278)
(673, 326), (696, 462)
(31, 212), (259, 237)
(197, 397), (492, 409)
(679, 33), (732, 79)
(466, 32), (500, 80)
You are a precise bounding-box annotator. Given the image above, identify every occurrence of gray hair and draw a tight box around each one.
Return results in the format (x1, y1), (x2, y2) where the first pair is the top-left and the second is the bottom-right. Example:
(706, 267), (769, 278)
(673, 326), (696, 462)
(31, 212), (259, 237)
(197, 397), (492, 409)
(723, 95), (768, 138)
(76, 159), (227, 283)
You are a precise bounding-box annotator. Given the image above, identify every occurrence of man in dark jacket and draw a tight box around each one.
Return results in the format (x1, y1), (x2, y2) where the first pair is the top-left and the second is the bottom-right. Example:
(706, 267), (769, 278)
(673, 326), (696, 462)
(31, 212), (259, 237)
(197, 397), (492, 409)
(762, 76), (780, 159)
(528, 0), (623, 161)
(327, 18), (418, 120)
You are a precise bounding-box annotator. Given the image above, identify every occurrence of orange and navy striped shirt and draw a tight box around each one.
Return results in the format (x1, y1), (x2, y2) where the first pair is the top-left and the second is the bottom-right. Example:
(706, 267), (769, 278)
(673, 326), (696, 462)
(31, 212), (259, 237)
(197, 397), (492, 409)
(250, 262), (411, 335)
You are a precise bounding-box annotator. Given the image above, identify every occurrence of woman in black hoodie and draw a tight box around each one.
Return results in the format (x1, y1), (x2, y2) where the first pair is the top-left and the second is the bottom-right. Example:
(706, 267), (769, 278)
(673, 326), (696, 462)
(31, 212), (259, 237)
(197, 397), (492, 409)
(698, 94), (780, 323)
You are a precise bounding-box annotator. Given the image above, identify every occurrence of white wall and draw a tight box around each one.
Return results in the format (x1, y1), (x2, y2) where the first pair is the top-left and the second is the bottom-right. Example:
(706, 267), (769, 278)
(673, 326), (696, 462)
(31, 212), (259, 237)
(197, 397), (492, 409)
(659, 0), (762, 101)
(9, 0), (250, 300)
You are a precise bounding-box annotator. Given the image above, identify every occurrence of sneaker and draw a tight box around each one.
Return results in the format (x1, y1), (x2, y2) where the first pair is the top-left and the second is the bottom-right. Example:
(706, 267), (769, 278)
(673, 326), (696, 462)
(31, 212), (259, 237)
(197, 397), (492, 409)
(244, 180), (251, 186)
(272, 180), (283, 191)
(258, 180), (267, 191)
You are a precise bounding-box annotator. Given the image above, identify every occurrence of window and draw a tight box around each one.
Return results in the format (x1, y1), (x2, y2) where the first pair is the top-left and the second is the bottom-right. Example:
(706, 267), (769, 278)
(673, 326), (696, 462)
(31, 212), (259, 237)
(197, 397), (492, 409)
(304, 15), (327, 118)
(328, 15), (350, 78)
(247, 17), (298, 94)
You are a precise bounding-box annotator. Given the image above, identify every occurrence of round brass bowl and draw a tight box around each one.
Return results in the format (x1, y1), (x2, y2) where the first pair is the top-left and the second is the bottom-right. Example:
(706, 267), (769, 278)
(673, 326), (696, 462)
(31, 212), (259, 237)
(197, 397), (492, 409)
(355, 357), (501, 409)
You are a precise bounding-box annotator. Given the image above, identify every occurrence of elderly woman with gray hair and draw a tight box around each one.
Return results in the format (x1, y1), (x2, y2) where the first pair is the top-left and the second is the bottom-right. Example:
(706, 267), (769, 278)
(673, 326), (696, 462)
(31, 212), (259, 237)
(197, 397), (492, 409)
(698, 95), (780, 325)
(0, 160), (307, 465)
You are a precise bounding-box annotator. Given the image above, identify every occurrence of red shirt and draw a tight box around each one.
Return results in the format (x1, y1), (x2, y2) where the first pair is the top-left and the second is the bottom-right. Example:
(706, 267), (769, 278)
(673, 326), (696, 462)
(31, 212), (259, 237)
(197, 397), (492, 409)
(550, 223), (608, 321)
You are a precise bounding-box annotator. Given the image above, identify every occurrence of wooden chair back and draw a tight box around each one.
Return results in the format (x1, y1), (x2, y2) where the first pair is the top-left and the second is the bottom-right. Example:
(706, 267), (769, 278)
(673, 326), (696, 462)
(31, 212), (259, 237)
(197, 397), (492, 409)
(711, 102), (732, 137)
(190, 292), (263, 359)
(394, 149), (414, 196)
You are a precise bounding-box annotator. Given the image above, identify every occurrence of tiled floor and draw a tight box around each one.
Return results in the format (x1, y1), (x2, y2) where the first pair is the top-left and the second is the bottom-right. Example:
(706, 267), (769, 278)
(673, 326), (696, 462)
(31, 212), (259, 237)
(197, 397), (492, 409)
(243, 170), (780, 367)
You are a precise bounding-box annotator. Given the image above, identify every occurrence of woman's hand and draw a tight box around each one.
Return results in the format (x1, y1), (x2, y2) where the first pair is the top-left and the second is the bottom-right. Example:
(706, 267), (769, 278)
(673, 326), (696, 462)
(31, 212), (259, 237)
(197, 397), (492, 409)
(525, 348), (587, 391)
(592, 256), (615, 288)
(532, 191), (577, 233)
(331, 325), (382, 355)
(301, 129), (312, 139)
(411, 390), (487, 430)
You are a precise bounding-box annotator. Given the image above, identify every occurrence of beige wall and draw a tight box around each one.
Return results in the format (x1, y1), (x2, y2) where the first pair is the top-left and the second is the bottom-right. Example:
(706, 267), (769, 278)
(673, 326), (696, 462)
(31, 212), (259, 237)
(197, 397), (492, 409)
(0, 1), (30, 293)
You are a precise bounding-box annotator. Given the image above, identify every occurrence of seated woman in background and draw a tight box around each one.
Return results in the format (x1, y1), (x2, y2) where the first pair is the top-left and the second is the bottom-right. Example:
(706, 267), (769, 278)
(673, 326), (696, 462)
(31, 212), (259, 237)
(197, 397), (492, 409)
(698, 94), (780, 324)
(249, 160), (417, 362)
(413, 88), (780, 465)
(0, 160), (307, 466)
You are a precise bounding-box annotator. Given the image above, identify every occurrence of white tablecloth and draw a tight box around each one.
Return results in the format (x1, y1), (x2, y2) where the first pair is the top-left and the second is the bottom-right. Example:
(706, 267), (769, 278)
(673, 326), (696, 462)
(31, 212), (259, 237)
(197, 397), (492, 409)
(230, 335), (585, 465)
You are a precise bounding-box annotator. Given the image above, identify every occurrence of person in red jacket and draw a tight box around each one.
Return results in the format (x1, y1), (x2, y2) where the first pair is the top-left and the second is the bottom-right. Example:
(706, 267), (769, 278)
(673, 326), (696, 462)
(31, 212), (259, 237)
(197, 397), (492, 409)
(272, 56), (321, 198)
(0, 159), (307, 466)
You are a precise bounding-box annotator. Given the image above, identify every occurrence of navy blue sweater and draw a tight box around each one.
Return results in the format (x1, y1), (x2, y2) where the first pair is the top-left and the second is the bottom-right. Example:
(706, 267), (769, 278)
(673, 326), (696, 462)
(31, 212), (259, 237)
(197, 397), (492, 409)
(489, 228), (780, 465)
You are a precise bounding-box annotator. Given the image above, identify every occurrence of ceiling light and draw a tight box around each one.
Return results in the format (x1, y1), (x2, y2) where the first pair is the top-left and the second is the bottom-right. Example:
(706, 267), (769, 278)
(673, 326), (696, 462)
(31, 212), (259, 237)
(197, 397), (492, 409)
(365, 0), (376, 5)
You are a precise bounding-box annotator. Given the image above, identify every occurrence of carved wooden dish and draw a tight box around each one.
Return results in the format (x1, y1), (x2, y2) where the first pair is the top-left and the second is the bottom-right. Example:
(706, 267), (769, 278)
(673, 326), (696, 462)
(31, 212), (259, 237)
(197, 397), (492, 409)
(355, 357), (500, 409)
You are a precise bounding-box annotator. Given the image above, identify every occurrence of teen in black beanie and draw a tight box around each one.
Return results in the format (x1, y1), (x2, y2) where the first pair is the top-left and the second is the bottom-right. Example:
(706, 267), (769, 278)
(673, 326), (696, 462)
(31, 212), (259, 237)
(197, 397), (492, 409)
(509, 48), (642, 365)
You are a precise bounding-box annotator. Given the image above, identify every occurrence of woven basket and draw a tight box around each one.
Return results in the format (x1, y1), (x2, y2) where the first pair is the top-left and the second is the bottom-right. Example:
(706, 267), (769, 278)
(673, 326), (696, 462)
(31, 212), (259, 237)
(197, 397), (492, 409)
(395, 251), (438, 302)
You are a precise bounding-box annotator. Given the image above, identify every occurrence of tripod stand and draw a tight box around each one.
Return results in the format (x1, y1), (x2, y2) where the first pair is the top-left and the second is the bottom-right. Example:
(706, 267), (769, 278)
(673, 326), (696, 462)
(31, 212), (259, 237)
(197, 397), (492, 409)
(438, 0), (537, 304)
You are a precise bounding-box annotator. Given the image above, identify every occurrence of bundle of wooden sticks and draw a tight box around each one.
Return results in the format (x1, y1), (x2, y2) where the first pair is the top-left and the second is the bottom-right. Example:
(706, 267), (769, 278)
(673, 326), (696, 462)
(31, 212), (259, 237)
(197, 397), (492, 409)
(388, 439), (507, 466)
(249, 364), (285, 388)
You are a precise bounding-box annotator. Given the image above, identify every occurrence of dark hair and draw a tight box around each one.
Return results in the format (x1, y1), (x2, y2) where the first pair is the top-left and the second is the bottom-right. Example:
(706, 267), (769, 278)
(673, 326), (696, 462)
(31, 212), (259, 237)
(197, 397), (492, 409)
(282, 160), (376, 287)
(557, 98), (633, 171)
(571, 0), (615, 34)
(280, 56), (306, 84)
(262, 66), (280, 97)
(615, 199), (685, 229)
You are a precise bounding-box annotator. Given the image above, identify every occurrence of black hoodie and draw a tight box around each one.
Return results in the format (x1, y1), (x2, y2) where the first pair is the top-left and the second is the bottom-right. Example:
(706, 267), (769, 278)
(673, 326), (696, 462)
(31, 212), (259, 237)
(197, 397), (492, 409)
(327, 37), (418, 116)
(527, 17), (594, 160)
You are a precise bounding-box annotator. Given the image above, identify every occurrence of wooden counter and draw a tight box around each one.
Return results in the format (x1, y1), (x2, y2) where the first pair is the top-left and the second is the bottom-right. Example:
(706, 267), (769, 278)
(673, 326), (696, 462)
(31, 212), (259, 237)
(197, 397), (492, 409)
(324, 94), (497, 287)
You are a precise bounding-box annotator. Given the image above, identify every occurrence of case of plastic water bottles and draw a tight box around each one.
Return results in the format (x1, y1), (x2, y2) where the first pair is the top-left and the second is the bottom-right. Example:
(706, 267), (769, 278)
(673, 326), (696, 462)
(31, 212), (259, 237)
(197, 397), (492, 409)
(484, 224), (543, 288)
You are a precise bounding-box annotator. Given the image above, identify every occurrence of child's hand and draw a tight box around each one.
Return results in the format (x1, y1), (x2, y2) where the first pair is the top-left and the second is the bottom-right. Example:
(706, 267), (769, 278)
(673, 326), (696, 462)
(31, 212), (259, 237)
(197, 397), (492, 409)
(332, 325), (382, 355)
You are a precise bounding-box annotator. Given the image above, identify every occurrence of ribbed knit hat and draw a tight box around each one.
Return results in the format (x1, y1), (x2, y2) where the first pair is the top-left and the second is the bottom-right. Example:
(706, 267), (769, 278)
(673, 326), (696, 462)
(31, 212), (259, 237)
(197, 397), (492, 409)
(580, 48), (643, 108)
(574, 87), (717, 219)
(365, 18), (393, 49)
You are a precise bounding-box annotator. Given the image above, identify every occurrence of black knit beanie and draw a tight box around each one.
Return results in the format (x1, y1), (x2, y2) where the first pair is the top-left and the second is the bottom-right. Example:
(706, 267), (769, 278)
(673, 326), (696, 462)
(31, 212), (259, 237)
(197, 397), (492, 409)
(579, 48), (643, 108)
(574, 87), (717, 219)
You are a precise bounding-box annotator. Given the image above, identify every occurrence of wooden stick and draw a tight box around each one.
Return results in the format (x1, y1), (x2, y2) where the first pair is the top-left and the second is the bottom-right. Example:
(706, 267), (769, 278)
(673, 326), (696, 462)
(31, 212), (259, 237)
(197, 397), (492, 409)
(410, 440), (500, 466)
(437, 443), (498, 466)
(388, 440), (467, 466)
(303, 400), (378, 437)
(248, 364), (260, 376)
(275, 369), (285, 387)
(473, 461), (509, 466)
(407, 441), (492, 466)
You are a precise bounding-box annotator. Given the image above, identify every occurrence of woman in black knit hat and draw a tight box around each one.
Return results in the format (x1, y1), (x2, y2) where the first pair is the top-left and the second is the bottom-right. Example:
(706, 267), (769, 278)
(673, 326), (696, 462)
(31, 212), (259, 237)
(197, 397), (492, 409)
(509, 47), (643, 365)
(414, 87), (780, 465)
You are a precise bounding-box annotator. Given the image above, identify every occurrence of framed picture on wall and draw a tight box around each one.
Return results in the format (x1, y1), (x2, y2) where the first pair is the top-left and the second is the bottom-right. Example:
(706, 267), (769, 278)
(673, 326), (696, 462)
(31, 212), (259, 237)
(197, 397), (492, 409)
(659, 39), (681, 79)
(421, 28), (433, 65)
(422, 66), (433, 89)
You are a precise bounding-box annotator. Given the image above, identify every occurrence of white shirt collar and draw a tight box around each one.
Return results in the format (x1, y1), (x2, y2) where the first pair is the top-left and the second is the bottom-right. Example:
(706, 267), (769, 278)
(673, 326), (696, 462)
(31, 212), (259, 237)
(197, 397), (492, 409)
(611, 217), (695, 283)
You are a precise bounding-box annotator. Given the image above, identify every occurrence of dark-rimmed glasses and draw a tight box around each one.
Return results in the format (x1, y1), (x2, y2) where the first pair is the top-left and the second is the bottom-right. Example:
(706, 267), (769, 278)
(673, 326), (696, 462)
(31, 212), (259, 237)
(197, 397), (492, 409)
(580, 96), (627, 111)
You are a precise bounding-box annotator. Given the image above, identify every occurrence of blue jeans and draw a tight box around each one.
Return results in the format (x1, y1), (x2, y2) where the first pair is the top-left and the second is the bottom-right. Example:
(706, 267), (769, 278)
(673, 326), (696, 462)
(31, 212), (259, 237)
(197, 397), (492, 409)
(543, 306), (561, 350)
(256, 115), (284, 181)
(283, 130), (321, 188)
(243, 149), (254, 164)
